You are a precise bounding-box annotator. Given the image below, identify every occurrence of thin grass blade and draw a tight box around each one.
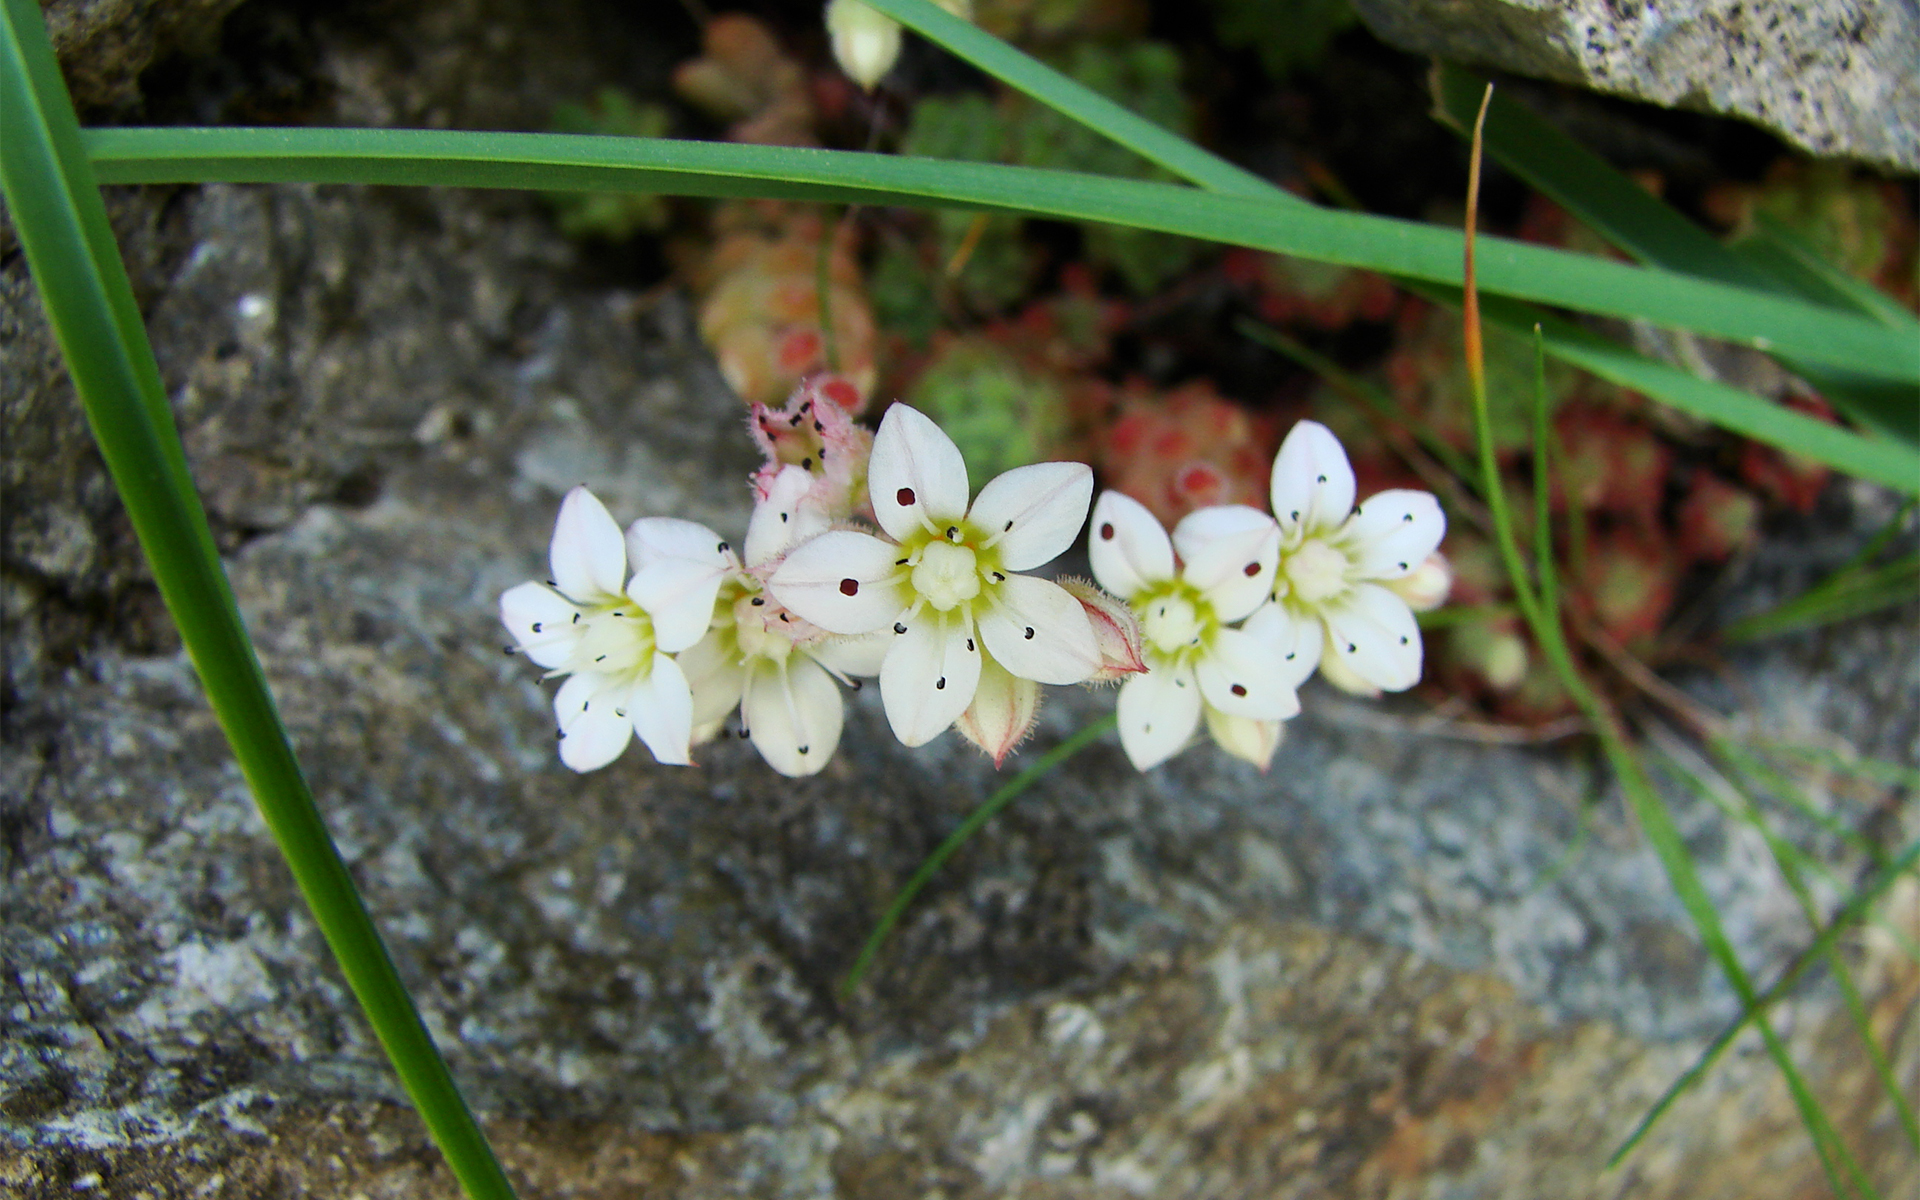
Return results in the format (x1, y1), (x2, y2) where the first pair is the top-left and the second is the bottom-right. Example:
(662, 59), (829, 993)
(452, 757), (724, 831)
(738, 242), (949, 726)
(1720, 554), (1919, 643)
(79, 125), (1920, 388)
(1432, 63), (1920, 447)
(0, 2), (514, 1194)
(843, 714), (1117, 996)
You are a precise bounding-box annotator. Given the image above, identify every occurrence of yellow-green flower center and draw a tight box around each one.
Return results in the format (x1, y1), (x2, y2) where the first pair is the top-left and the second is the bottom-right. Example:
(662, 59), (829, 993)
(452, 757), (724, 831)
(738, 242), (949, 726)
(567, 601), (656, 678)
(896, 520), (1006, 616)
(1133, 580), (1215, 666)
(1282, 537), (1350, 605)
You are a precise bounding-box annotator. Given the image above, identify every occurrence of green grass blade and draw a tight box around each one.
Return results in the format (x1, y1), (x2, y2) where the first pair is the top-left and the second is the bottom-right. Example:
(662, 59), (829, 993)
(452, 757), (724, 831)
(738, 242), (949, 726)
(1432, 64), (1920, 447)
(1664, 744), (1918, 1164)
(1748, 742), (1920, 794)
(1720, 553), (1919, 643)
(79, 125), (1920, 387)
(865, 0), (1283, 200)
(0, 4), (515, 1196)
(842, 714), (1117, 996)
(1609, 838), (1920, 1169)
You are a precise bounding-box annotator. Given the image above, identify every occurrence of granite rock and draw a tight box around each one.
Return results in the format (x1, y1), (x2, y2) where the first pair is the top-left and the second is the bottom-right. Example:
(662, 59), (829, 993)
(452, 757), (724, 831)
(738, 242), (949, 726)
(1347, 0), (1920, 172)
(3, 1), (1917, 1196)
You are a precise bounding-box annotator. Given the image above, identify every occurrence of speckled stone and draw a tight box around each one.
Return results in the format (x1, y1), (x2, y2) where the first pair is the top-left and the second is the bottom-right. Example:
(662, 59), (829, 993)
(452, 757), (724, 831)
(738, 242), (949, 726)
(3, 1), (1916, 1196)
(1348, 0), (1920, 171)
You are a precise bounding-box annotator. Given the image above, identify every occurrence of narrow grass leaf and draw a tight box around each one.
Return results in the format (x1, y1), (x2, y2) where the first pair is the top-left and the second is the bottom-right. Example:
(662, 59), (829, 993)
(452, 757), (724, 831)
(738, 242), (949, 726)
(0, 3), (514, 1195)
(1720, 554), (1919, 643)
(1610, 838), (1920, 1168)
(1432, 64), (1920, 447)
(843, 714), (1117, 996)
(80, 125), (1920, 386)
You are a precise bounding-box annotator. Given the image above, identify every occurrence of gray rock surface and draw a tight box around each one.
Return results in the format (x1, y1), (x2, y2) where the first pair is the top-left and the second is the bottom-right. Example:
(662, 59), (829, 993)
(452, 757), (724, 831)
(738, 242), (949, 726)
(1348, 0), (1920, 172)
(40, 0), (250, 111)
(3, 1), (1917, 1196)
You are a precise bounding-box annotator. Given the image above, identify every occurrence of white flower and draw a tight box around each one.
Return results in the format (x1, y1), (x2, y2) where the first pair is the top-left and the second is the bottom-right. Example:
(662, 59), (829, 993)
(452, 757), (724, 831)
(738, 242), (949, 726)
(769, 403), (1101, 747)
(1089, 491), (1311, 771)
(500, 487), (728, 771)
(675, 465), (885, 776)
(1265, 420), (1446, 692)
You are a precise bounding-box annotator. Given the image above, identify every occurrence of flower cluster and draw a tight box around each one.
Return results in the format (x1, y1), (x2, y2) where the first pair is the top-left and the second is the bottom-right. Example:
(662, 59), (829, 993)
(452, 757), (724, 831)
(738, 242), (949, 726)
(1087, 418), (1448, 771)
(501, 391), (1444, 777)
(503, 385), (1136, 776)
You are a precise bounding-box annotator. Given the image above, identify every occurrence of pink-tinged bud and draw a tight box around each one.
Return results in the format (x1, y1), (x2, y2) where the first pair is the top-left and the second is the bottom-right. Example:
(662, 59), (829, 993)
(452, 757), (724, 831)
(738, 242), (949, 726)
(748, 377), (875, 523)
(1385, 551), (1453, 613)
(1204, 706), (1283, 772)
(1055, 577), (1147, 683)
(956, 654), (1041, 768)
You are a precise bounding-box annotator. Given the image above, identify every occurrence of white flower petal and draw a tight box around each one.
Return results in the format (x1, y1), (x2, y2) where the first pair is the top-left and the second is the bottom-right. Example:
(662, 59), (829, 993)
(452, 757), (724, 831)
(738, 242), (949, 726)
(628, 652), (695, 765)
(553, 672), (633, 772)
(625, 516), (733, 574)
(1321, 583), (1423, 692)
(879, 612), (981, 747)
(743, 657), (843, 777)
(1269, 421), (1355, 539)
(745, 464), (831, 567)
(1342, 489), (1447, 580)
(977, 574), (1101, 685)
(1241, 601), (1322, 690)
(968, 461), (1093, 571)
(767, 530), (911, 634)
(1116, 662), (1203, 771)
(1173, 505), (1281, 622)
(1194, 627), (1302, 721)
(550, 486), (627, 602)
(868, 403), (970, 542)
(677, 632), (748, 730)
(628, 567), (729, 655)
(500, 582), (582, 669)
(807, 630), (890, 677)
(1088, 490), (1174, 599)
(1203, 706), (1282, 772)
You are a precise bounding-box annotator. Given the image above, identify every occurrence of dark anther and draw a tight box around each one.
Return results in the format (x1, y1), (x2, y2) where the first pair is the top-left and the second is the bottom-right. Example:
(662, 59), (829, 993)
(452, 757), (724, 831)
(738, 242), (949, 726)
(1316, 474), (1326, 483)
(839, 578), (859, 595)
(801, 457), (813, 470)
(1023, 627), (1035, 639)
(595, 654), (607, 662)
(1403, 512), (1414, 522)
(800, 400), (812, 413)
(779, 613), (791, 622)
(819, 447), (828, 460)
(946, 526), (959, 541)
(614, 708), (626, 718)
(813, 420), (824, 432)
(896, 558), (909, 566)
(992, 572), (1005, 582)
(751, 596), (765, 606)
(531, 622), (543, 633)
(1243, 562), (1260, 577)
(572, 613), (581, 624)
(966, 638), (975, 651)
(1285, 652), (1296, 660)
(1231, 683), (1247, 697)
(503, 646), (516, 655)
(1347, 643), (1357, 653)
(789, 412), (804, 426)
(897, 487), (915, 505)
(556, 728), (564, 739)
(780, 513), (789, 523)
(894, 622), (907, 634)
(1397, 562), (1407, 571)
(718, 541), (729, 554)
(1289, 511), (1299, 521)
(1100, 522), (1115, 540)
(797, 745), (810, 754)
(1399, 636), (1409, 645)
(1004, 520), (1013, 532)
(936, 677), (947, 690)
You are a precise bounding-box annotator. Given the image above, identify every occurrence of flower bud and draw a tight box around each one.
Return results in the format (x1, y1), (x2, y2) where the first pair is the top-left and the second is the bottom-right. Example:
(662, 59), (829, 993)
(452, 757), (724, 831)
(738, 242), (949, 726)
(1204, 706), (1283, 772)
(955, 653), (1041, 768)
(1385, 550), (1452, 613)
(1055, 577), (1147, 683)
(825, 0), (902, 90)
